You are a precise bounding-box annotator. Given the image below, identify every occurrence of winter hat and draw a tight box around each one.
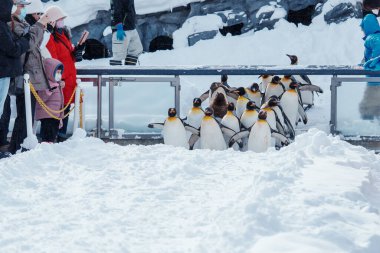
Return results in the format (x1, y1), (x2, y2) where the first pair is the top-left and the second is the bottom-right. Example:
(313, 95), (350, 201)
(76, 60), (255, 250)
(25, 0), (44, 14)
(14, 0), (31, 5)
(45, 6), (67, 22)
(43, 58), (64, 83)
(361, 14), (380, 39)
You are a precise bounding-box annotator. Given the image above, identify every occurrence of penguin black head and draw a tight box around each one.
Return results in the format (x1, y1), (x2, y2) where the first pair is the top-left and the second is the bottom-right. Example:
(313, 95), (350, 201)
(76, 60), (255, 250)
(246, 101), (257, 110)
(271, 76), (281, 84)
(193, 98), (202, 107)
(221, 74), (228, 83)
(289, 81), (298, 90)
(235, 87), (246, 96)
(258, 110), (267, 120)
(168, 108), (177, 117)
(250, 83), (260, 92)
(286, 54), (298, 65)
(205, 107), (214, 116)
(259, 74), (270, 79)
(268, 97), (279, 107)
(227, 102), (235, 111)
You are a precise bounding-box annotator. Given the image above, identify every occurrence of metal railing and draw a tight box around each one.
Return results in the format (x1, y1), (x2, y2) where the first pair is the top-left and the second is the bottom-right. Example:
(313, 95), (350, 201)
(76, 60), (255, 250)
(77, 65), (380, 140)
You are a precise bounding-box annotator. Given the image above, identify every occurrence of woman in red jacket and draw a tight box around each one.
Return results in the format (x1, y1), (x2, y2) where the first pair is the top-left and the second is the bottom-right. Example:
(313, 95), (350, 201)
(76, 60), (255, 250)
(44, 6), (84, 141)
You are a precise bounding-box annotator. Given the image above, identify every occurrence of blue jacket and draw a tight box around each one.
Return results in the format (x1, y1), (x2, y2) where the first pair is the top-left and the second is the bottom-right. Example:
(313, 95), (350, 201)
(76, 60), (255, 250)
(362, 15), (380, 74)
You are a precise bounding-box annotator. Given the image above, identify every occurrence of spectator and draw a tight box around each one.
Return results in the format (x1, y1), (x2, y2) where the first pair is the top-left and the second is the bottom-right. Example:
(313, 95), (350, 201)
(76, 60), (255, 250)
(359, 14), (380, 120)
(0, 95), (11, 149)
(0, 0), (30, 158)
(45, 5), (85, 142)
(8, 0), (50, 154)
(363, 0), (380, 17)
(34, 58), (64, 143)
(110, 0), (143, 66)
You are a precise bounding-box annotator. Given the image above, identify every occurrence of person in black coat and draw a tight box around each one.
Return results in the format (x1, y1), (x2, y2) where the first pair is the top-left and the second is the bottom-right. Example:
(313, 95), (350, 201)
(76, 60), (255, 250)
(109, 0), (143, 66)
(0, 0), (29, 118)
(0, 0), (30, 158)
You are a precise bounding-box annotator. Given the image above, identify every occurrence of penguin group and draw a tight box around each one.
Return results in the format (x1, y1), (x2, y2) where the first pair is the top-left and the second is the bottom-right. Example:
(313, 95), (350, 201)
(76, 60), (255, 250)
(148, 54), (323, 153)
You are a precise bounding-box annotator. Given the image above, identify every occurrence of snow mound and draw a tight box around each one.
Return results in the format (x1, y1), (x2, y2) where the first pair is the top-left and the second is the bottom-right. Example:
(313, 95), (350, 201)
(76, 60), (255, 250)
(0, 130), (379, 252)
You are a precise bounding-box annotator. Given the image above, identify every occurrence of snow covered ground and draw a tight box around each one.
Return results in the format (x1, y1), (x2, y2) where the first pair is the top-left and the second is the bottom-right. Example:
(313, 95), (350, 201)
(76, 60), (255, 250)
(0, 129), (379, 252)
(1, 1), (380, 252)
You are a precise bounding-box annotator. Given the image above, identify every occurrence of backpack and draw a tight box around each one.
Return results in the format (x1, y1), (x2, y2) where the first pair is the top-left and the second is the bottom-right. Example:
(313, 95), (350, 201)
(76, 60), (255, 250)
(82, 39), (110, 60)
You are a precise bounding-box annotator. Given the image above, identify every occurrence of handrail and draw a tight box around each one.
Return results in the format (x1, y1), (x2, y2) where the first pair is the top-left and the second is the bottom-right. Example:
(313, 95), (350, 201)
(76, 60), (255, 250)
(77, 65), (380, 76)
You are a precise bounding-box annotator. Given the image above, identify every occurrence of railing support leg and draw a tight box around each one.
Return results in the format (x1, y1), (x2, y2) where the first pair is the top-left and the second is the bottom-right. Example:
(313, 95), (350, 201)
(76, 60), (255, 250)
(97, 75), (103, 138)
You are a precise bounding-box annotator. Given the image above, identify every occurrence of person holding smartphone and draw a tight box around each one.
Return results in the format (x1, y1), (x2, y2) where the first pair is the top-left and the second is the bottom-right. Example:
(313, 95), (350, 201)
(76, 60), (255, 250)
(110, 0), (143, 66)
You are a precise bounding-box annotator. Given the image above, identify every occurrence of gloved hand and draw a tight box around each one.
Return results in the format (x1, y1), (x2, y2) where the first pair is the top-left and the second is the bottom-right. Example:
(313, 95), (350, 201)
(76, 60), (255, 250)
(74, 44), (85, 62)
(115, 23), (126, 41)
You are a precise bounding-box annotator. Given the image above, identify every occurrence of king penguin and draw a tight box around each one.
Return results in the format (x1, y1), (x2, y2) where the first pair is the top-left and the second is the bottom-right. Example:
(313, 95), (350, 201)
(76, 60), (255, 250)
(221, 102), (241, 150)
(148, 108), (189, 149)
(240, 101), (259, 129)
(235, 87), (250, 118)
(246, 82), (262, 106)
(280, 81), (308, 130)
(286, 54), (323, 110)
(185, 98), (205, 149)
(229, 111), (289, 153)
(186, 98), (205, 129)
(188, 107), (227, 150)
(263, 76), (286, 104)
(281, 75), (294, 90)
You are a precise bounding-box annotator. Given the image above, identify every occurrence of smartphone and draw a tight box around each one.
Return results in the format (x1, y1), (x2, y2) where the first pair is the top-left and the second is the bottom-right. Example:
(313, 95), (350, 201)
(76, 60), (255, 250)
(78, 30), (89, 46)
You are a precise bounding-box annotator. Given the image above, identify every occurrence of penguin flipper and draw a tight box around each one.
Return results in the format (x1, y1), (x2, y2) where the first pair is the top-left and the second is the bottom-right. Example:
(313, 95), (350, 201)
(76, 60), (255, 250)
(298, 103), (308, 125)
(271, 130), (290, 146)
(148, 123), (164, 129)
(299, 74), (312, 85)
(184, 124), (200, 135)
(278, 105), (295, 139)
(299, 84), (323, 93)
(228, 130), (249, 148)
(220, 125), (237, 138)
(199, 90), (209, 102)
(189, 134), (200, 150)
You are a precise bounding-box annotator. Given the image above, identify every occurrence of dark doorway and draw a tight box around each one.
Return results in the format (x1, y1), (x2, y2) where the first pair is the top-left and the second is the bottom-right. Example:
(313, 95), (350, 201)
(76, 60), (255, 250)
(149, 36), (173, 52)
(219, 23), (244, 36)
(287, 5), (316, 26)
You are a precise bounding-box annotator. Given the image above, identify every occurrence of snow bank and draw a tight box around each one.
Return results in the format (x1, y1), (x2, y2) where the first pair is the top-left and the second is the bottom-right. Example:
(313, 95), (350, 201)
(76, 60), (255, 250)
(0, 130), (379, 252)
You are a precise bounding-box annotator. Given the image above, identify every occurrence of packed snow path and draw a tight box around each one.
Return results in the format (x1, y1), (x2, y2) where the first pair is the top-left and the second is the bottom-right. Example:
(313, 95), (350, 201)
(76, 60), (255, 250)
(0, 129), (379, 252)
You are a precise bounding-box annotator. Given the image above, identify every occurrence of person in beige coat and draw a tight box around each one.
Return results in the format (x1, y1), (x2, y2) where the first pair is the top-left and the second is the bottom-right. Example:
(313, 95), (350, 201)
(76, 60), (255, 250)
(8, 0), (50, 154)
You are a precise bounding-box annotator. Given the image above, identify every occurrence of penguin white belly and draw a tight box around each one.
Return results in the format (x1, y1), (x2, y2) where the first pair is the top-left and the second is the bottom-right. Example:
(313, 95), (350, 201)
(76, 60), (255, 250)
(186, 109), (204, 149)
(273, 106), (285, 126)
(265, 85), (284, 102)
(281, 92), (299, 129)
(263, 109), (276, 130)
(247, 92), (262, 106)
(163, 118), (189, 149)
(241, 111), (258, 129)
(248, 122), (272, 153)
(300, 90), (314, 105)
(221, 115), (240, 150)
(236, 97), (249, 118)
(281, 80), (291, 90)
(200, 118), (227, 150)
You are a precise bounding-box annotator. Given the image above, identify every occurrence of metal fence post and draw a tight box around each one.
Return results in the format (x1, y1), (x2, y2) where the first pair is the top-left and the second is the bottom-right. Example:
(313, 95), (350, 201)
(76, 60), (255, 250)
(171, 75), (181, 116)
(330, 75), (340, 135)
(97, 75), (103, 138)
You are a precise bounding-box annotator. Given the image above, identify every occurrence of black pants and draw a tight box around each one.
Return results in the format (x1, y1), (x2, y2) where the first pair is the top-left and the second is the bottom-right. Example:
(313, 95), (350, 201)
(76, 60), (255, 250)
(0, 95), (11, 145)
(9, 93), (36, 154)
(58, 106), (70, 140)
(40, 118), (60, 143)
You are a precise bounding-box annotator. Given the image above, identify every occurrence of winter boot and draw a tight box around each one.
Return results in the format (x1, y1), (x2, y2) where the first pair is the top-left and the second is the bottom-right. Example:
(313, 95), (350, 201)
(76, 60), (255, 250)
(125, 55), (138, 65)
(109, 59), (122, 66)
(0, 151), (11, 159)
(359, 85), (380, 120)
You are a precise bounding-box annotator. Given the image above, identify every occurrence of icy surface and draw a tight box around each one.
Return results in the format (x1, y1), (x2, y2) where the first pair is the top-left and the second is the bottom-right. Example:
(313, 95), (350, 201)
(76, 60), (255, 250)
(0, 130), (379, 252)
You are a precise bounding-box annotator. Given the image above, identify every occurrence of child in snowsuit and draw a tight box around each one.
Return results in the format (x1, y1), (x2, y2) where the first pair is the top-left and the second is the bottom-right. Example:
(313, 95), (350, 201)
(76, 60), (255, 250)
(35, 58), (64, 142)
(359, 14), (380, 120)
